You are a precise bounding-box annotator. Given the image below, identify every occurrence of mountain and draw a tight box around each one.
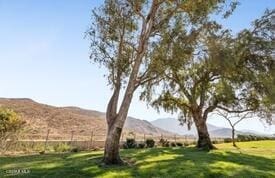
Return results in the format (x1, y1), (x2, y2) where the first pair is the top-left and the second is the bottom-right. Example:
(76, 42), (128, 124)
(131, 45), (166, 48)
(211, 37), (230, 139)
(150, 118), (268, 138)
(151, 118), (221, 136)
(0, 98), (173, 140)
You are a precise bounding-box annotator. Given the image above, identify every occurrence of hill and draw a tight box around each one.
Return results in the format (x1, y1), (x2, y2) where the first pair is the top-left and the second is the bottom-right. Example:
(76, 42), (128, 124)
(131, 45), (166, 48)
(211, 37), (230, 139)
(150, 118), (266, 138)
(0, 98), (173, 140)
(151, 118), (221, 136)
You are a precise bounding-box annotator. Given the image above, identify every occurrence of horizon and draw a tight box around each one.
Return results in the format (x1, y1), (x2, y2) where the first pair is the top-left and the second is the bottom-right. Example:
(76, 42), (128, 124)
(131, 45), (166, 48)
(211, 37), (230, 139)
(1, 0), (275, 134)
(1, 97), (274, 135)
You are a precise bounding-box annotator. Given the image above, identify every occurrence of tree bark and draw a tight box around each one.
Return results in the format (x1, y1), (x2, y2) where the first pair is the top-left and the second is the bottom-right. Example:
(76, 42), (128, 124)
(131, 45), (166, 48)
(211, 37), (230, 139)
(102, 1), (160, 165)
(232, 128), (236, 147)
(193, 113), (215, 150)
(102, 121), (123, 164)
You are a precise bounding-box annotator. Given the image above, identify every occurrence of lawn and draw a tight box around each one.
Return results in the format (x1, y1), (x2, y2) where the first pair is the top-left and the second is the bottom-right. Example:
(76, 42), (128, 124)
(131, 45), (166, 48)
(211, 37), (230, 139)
(1, 141), (275, 178)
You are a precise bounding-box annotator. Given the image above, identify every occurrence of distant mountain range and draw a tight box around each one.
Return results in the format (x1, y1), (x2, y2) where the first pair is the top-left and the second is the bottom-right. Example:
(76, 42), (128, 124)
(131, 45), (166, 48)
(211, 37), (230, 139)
(150, 118), (271, 138)
(0, 98), (270, 139)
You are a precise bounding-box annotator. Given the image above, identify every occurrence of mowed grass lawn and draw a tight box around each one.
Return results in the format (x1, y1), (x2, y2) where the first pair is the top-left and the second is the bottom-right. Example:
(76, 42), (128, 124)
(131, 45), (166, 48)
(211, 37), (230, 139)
(1, 141), (275, 178)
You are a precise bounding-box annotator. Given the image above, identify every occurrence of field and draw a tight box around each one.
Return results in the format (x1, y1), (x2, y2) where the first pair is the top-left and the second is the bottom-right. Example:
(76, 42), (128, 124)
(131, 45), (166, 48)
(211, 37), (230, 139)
(1, 141), (275, 178)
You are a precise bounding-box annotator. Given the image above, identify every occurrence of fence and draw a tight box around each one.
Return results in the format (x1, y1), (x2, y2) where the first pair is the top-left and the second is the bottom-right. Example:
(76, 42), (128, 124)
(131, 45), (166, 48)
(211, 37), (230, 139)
(6, 129), (225, 154)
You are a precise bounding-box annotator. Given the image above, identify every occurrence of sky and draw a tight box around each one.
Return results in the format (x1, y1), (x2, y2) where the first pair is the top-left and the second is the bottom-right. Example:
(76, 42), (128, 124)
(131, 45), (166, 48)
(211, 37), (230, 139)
(0, 0), (274, 134)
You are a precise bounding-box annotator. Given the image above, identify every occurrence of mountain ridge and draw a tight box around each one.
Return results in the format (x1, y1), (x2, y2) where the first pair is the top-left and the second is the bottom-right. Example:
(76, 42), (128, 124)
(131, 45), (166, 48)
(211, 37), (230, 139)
(151, 118), (271, 138)
(0, 98), (173, 139)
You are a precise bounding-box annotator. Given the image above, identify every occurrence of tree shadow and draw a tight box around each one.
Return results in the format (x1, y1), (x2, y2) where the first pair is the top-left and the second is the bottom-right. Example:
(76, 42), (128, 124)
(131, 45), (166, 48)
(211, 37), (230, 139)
(0, 147), (274, 178)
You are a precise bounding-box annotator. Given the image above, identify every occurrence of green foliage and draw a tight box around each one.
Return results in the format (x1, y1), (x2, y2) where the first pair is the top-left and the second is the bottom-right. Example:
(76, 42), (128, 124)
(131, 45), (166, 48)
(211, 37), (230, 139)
(88, 0), (238, 90)
(237, 134), (275, 142)
(184, 142), (190, 147)
(123, 138), (137, 149)
(53, 143), (71, 153)
(145, 138), (155, 148)
(159, 138), (170, 147)
(170, 142), (177, 147)
(70, 147), (80, 153)
(142, 9), (275, 133)
(223, 138), (233, 143)
(0, 108), (25, 154)
(0, 108), (25, 133)
(137, 143), (146, 149)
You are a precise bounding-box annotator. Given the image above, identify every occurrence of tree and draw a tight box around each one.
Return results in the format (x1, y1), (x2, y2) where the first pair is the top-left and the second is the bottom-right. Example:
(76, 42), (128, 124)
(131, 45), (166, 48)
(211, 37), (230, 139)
(141, 9), (275, 150)
(215, 110), (253, 147)
(0, 108), (25, 155)
(88, 0), (234, 164)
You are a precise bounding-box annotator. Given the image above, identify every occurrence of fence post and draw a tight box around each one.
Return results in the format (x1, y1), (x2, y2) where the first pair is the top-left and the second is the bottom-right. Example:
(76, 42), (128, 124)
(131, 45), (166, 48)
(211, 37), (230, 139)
(44, 129), (50, 152)
(70, 130), (75, 147)
(89, 131), (94, 150)
(174, 135), (177, 143)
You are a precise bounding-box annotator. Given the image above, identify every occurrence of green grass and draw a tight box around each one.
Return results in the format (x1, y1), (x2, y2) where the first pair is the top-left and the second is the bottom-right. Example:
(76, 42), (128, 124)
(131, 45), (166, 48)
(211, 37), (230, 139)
(1, 141), (275, 178)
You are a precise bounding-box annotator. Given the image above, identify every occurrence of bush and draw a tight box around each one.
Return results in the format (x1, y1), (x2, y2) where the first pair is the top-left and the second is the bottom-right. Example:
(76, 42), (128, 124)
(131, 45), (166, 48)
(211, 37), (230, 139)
(212, 140), (219, 144)
(123, 138), (137, 149)
(54, 143), (71, 152)
(224, 138), (232, 143)
(237, 134), (275, 142)
(183, 142), (189, 147)
(170, 142), (176, 147)
(176, 142), (183, 147)
(159, 138), (170, 147)
(70, 147), (79, 153)
(145, 139), (155, 148)
(0, 108), (25, 154)
(137, 143), (145, 149)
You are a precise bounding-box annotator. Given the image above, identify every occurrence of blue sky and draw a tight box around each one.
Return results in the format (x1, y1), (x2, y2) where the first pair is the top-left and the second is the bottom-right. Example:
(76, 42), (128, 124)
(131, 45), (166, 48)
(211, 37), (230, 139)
(0, 0), (274, 134)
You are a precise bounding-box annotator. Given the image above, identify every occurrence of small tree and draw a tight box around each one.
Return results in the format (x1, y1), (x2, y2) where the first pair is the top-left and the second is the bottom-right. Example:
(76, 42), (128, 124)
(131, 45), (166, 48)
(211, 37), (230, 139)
(215, 110), (253, 147)
(0, 108), (25, 154)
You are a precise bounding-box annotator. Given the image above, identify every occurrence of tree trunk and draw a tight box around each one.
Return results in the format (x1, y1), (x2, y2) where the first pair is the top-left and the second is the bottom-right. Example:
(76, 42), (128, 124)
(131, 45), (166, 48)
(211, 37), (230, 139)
(193, 114), (215, 150)
(102, 1), (159, 165)
(102, 122), (123, 164)
(232, 128), (236, 147)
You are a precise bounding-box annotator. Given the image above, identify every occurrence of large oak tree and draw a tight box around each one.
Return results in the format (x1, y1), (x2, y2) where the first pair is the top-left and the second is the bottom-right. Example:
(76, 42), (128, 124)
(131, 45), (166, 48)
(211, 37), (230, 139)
(141, 9), (275, 150)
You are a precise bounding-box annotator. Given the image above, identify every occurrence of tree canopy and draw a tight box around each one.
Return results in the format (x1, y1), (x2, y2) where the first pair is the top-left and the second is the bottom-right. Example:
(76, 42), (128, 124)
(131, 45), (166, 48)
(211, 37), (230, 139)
(88, 0), (241, 161)
(139, 9), (275, 149)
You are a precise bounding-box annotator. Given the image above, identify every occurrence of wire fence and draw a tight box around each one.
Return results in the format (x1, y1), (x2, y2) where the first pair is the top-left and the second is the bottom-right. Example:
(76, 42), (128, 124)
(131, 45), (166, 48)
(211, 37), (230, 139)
(6, 129), (225, 154)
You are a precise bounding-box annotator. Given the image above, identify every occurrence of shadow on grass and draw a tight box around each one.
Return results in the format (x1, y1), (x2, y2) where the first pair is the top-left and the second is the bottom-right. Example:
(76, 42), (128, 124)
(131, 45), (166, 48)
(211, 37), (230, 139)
(0, 147), (274, 178)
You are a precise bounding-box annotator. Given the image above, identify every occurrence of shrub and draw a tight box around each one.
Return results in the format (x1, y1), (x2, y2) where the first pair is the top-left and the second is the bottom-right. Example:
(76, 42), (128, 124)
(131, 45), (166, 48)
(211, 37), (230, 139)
(123, 138), (137, 149)
(54, 143), (71, 152)
(176, 142), (183, 147)
(237, 134), (275, 142)
(170, 142), (176, 147)
(137, 143), (145, 149)
(145, 138), (155, 148)
(212, 140), (219, 144)
(159, 138), (169, 147)
(164, 142), (170, 147)
(70, 147), (79, 153)
(0, 108), (25, 154)
(224, 138), (232, 143)
(183, 142), (189, 147)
